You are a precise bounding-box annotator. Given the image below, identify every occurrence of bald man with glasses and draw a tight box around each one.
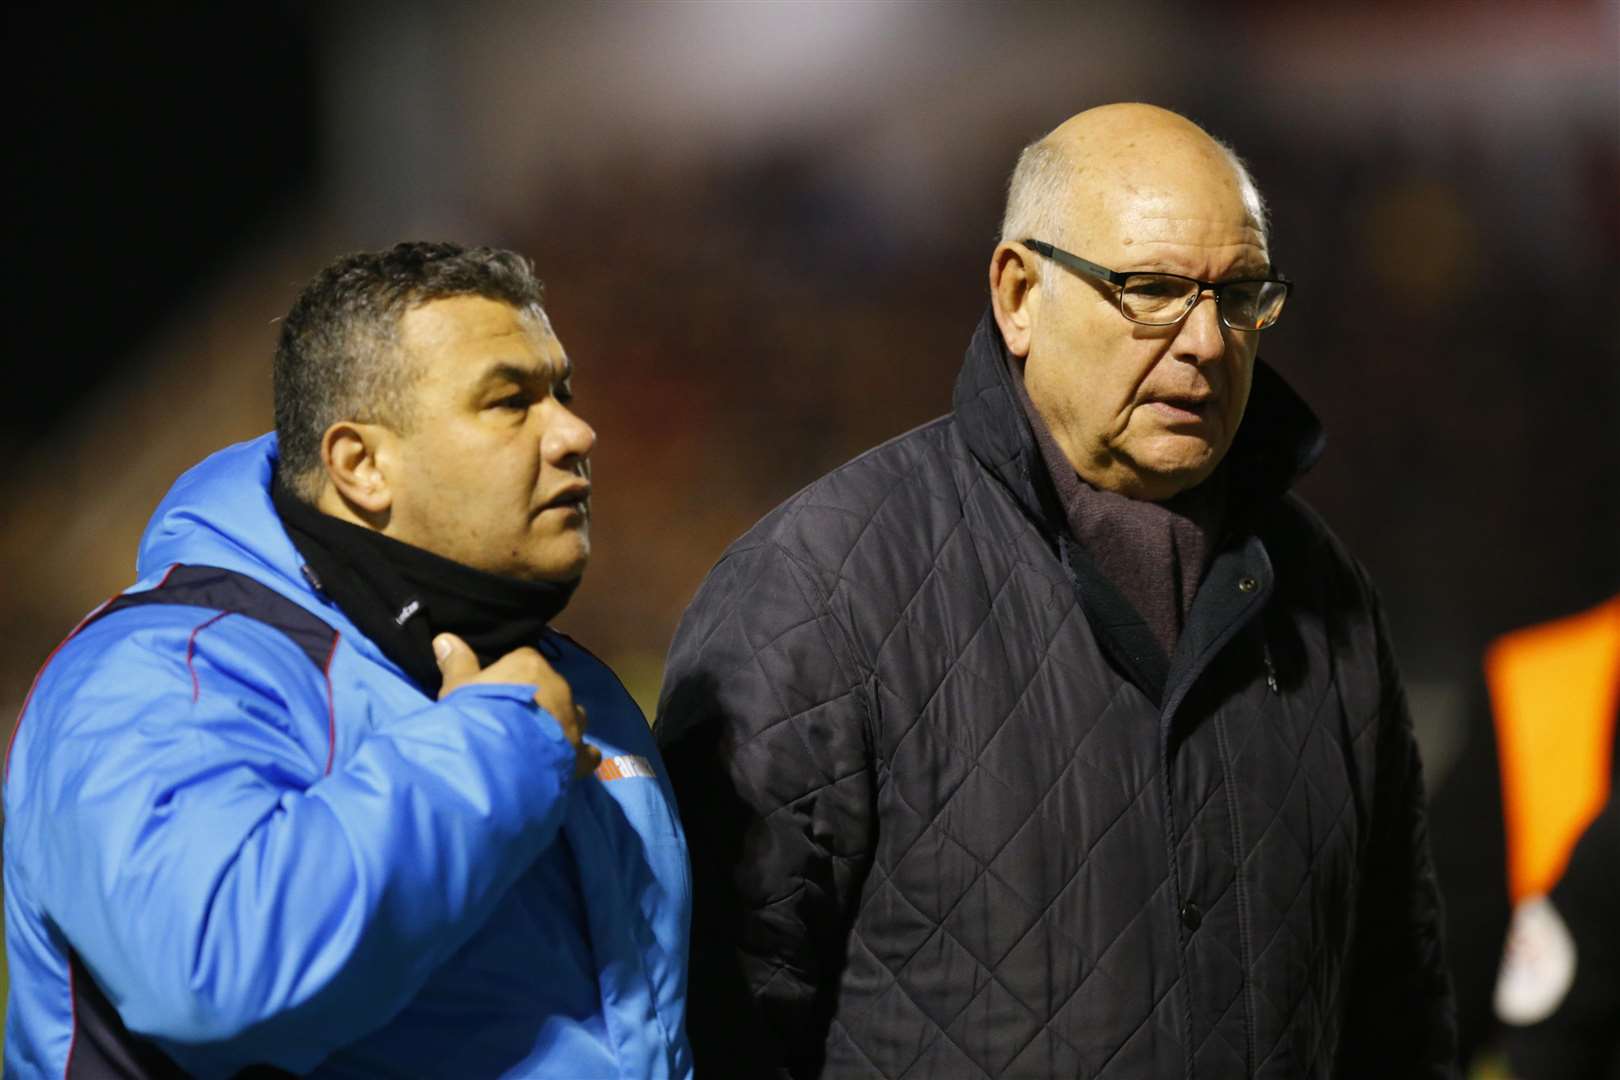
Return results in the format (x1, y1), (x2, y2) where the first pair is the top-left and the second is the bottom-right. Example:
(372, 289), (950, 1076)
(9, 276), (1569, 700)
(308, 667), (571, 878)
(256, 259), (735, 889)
(658, 104), (1457, 1079)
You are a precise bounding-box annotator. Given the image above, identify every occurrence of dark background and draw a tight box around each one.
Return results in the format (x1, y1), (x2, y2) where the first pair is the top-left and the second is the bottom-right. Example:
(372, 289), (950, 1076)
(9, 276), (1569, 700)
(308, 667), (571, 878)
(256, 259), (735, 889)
(3, 1), (1616, 1066)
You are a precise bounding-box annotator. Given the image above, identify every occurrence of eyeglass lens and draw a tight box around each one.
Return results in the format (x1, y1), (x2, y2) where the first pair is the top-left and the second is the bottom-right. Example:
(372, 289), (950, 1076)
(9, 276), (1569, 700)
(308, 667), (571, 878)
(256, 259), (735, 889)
(1120, 275), (1287, 330)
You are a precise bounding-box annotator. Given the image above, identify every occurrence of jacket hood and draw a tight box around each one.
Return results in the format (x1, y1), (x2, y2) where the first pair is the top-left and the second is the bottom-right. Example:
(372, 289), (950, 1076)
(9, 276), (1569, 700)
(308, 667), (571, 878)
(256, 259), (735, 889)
(951, 306), (1325, 529)
(138, 433), (301, 583)
(135, 433), (379, 651)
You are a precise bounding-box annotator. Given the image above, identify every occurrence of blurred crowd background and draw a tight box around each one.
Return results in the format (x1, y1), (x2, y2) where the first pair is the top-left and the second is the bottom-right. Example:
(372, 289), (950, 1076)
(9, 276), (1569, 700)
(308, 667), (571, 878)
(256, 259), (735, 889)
(4, 0), (1616, 1070)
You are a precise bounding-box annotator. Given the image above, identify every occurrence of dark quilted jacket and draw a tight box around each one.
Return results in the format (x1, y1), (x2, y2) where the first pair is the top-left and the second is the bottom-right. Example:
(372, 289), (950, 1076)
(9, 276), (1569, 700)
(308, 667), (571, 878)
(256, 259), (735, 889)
(657, 311), (1457, 1078)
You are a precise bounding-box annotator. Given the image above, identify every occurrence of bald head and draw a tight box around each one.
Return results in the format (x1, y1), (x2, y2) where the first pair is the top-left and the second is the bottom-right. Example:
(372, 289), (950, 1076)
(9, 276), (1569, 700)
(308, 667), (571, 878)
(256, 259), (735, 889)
(1000, 103), (1268, 254)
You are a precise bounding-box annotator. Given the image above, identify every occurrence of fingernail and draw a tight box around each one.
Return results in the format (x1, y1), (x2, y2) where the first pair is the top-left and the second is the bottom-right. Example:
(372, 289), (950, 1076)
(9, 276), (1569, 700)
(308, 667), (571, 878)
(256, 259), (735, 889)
(433, 635), (452, 660)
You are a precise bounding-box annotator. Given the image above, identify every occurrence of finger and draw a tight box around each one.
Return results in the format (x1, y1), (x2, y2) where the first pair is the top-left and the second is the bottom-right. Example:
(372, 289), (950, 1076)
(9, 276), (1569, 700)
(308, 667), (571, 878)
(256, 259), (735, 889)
(530, 665), (572, 703)
(434, 633), (481, 698)
(530, 690), (576, 733)
(561, 705), (586, 744)
(509, 645), (559, 680)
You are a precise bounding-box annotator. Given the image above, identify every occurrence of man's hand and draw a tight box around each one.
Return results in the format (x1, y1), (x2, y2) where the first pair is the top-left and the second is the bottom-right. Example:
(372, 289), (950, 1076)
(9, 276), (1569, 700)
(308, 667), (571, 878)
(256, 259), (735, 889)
(434, 633), (601, 778)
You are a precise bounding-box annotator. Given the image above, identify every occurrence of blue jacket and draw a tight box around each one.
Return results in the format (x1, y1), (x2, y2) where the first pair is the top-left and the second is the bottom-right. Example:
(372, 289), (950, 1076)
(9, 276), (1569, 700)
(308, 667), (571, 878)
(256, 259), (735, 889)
(4, 434), (693, 1078)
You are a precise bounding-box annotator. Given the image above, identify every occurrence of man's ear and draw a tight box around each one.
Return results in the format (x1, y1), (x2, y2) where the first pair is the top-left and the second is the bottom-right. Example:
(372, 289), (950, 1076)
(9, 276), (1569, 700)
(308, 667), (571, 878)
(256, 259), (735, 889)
(319, 420), (395, 519)
(989, 241), (1039, 358)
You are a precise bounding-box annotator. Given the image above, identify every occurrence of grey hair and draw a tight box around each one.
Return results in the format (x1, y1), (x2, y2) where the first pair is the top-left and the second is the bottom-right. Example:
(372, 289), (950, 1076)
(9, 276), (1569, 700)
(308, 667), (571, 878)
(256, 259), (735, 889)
(998, 137), (1076, 248)
(1211, 136), (1270, 242)
(272, 241), (546, 502)
(998, 129), (1271, 249)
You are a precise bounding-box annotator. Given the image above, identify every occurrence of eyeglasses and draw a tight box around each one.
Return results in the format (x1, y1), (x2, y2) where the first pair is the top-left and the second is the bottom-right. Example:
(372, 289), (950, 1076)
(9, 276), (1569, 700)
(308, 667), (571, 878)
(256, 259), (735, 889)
(1023, 239), (1291, 332)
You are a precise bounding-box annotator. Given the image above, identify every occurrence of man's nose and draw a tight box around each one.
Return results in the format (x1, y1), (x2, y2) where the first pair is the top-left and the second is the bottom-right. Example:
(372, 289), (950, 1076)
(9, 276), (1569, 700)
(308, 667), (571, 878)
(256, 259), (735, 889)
(1172, 293), (1228, 365)
(542, 405), (596, 463)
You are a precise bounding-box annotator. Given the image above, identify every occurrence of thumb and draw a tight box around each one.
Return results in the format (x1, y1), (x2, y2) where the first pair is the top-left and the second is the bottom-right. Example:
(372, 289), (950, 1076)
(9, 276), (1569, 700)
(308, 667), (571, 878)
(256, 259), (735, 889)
(433, 633), (480, 698)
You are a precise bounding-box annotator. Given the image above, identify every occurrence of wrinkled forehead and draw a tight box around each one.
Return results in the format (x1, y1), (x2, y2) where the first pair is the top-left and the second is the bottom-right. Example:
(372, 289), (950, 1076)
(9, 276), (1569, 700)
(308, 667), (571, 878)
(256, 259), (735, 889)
(1069, 165), (1267, 263)
(397, 294), (567, 386)
(490, 301), (568, 373)
(516, 300), (557, 340)
(1061, 132), (1264, 242)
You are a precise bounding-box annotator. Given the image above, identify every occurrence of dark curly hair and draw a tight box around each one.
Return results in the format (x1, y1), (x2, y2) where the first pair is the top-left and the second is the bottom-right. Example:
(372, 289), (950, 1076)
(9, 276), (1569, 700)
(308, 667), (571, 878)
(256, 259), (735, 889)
(272, 241), (545, 500)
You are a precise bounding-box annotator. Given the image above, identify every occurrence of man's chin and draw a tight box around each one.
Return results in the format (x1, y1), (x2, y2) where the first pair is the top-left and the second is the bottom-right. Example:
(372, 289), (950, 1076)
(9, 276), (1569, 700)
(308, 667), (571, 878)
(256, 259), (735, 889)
(520, 537), (590, 584)
(1151, 428), (1228, 467)
(1120, 442), (1225, 500)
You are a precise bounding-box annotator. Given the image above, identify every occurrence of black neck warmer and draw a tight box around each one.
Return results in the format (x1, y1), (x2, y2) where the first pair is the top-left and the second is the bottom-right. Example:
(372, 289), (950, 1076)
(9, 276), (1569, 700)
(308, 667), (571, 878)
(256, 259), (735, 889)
(271, 477), (579, 696)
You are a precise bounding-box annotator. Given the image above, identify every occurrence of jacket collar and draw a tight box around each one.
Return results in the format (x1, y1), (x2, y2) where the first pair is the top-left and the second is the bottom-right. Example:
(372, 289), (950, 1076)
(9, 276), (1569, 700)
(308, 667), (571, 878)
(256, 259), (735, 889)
(950, 305), (1325, 531)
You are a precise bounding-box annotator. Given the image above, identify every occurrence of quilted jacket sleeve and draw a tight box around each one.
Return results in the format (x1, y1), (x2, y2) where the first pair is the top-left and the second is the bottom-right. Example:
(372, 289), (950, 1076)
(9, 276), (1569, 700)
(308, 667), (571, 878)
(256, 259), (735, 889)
(657, 537), (877, 1080)
(1336, 590), (1460, 1075)
(6, 612), (578, 1074)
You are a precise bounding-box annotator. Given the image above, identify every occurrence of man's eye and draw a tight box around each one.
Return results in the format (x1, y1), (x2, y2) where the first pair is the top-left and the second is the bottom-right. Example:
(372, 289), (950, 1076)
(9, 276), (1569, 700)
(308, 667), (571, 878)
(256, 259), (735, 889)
(1129, 279), (1183, 299)
(493, 394), (531, 410)
(555, 381), (574, 405)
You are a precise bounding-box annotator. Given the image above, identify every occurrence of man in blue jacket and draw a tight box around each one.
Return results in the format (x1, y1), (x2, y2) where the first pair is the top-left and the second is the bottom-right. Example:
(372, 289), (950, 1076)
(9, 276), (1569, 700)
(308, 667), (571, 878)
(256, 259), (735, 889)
(4, 242), (692, 1078)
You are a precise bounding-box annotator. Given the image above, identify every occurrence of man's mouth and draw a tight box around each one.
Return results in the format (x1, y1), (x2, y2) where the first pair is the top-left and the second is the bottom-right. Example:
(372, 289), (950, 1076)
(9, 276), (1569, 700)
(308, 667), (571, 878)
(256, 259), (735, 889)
(540, 485), (592, 513)
(1144, 394), (1215, 423)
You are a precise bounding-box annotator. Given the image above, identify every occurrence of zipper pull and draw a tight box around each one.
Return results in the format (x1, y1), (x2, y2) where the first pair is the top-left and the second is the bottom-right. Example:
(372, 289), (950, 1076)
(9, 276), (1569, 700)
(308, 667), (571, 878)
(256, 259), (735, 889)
(1263, 639), (1279, 694)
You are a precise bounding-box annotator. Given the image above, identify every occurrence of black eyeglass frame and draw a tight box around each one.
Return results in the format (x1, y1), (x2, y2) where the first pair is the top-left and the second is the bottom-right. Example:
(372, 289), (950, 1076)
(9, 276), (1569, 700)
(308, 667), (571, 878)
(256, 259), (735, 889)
(1022, 238), (1292, 332)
